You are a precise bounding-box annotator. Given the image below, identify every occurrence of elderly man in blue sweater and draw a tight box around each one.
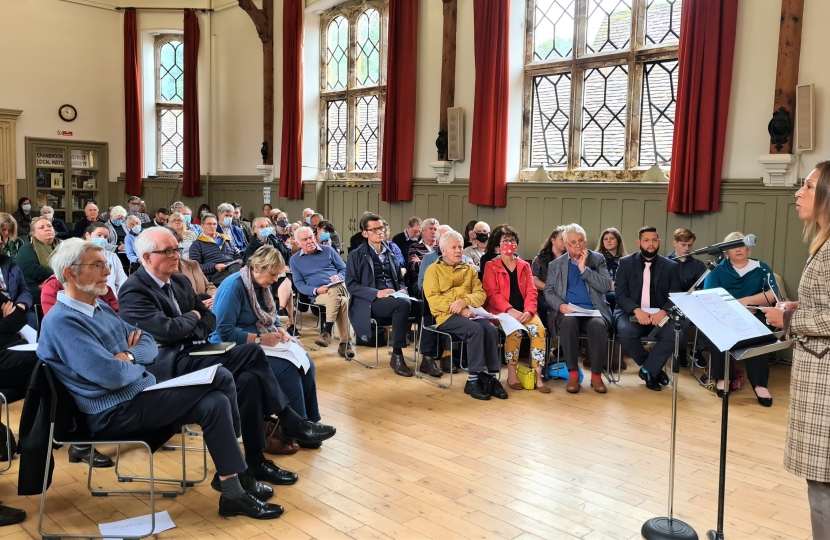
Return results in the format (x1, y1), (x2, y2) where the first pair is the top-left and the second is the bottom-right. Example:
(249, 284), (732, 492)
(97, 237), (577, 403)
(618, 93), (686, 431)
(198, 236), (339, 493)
(38, 239), (283, 520)
(289, 226), (352, 354)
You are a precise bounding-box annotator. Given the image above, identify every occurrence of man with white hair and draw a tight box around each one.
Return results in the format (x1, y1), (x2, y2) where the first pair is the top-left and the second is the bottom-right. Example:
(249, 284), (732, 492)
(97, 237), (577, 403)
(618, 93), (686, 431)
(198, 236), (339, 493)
(289, 226), (352, 354)
(418, 225), (471, 292)
(39, 238), (284, 519)
(40, 205), (70, 240)
(72, 203), (102, 238)
(544, 223), (612, 394)
(119, 228), (335, 484)
(216, 203), (248, 251)
(423, 231), (507, 401)
(103, 205), (128, 252)
(302, 208), (315, 225)
(463, 221), (490, 269)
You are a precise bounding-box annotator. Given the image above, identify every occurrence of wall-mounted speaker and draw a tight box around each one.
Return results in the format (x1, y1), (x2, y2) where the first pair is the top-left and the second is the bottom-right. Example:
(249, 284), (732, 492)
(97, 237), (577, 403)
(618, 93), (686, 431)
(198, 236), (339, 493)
(796, 84), (814, 152)
(447, 107), (465, 162)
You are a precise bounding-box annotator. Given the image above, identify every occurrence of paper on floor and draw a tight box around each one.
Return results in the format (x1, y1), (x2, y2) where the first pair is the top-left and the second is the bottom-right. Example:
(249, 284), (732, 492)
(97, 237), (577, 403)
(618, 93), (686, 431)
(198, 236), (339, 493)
(98, 510), (175, 539)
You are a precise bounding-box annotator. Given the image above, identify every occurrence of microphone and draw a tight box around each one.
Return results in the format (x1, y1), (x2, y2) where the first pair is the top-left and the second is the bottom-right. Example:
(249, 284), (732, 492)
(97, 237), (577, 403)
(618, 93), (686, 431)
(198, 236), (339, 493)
(687, 234), (756, 256)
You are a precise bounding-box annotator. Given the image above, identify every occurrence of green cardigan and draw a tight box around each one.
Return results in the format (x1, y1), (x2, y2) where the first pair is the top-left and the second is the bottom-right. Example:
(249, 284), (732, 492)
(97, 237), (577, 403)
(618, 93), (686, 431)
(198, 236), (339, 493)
(16, 241), (55, 304)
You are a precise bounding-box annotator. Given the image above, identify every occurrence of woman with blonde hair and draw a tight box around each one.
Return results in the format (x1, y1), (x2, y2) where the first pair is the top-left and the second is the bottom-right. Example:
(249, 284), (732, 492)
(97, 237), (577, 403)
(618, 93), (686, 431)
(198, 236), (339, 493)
(765, 160), (830, 536)
(0, 213), (23, 260)
(168, 211), (197, 258)
(15, 217), (61, 304)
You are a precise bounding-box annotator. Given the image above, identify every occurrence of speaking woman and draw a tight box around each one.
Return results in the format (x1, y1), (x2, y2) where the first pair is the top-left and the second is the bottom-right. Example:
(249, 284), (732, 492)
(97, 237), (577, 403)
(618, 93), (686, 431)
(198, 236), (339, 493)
(765, 161), (830, 537)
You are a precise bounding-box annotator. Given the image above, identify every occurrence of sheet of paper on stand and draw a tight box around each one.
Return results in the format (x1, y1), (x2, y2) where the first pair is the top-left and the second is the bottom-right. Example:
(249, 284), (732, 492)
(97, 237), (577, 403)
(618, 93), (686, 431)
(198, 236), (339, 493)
(261, 341), (311, 373)
(564, 303), (602, 317)
(19, 324), (37, 344)
(142, 364), (220, 392)
(98, 511), (176, 539)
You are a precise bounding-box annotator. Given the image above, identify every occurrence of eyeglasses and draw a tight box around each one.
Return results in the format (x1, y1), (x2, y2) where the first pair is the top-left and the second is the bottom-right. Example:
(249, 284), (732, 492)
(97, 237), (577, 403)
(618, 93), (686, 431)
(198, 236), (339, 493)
(365, 227), (384, 234)
(77, 262), (112, 271)
(500, 240), (517, 246)
(149, 247), (184, 258)
(567, 240), (587, 247)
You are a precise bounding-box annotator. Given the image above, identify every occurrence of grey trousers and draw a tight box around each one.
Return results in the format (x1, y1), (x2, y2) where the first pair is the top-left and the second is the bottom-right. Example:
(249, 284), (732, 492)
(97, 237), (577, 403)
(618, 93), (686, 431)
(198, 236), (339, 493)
(808, 480), (830, 539)
(437, 315), (500, 374)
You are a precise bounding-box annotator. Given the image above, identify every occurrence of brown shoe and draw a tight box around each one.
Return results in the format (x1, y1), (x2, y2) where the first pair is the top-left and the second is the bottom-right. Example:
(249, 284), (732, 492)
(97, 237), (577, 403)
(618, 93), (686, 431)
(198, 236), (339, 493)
(508, 382), (524, 390)
(337, 342), (355, 359)
(418, 356), (443, 377)
(440, 356), (458, 374)
(591, 377), (608, 394)
(390, 353), (412, 377)
(315, 332), (331, 347)
(264, 420), (299, 455)
(535, 383), (551, 393)
(566, 377), (581, 394)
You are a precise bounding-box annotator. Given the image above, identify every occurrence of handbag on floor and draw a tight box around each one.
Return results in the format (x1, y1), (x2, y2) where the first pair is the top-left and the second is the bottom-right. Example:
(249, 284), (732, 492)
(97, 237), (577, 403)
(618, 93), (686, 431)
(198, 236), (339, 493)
(516, 365), (536, 390)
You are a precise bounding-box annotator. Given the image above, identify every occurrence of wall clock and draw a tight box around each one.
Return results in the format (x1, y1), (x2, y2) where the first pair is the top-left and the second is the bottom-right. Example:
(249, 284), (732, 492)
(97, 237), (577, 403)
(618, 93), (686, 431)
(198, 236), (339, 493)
(59, 104), (77, 122)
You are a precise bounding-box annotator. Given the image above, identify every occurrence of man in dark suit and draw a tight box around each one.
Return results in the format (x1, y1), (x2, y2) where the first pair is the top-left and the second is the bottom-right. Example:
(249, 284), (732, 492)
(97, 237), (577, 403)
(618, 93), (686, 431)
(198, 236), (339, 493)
(141, 208), (169, 230)
(391, 217), (422, 260)
(614, 226), (681, 391)
(118, 228), (336, 487)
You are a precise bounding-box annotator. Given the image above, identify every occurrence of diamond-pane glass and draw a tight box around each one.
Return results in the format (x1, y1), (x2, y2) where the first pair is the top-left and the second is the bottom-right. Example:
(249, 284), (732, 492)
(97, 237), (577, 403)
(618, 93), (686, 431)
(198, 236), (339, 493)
(533, 0), (575, 61)
(159, 109), (184, 171)
(640, 60), (678, 165)
(327, 100), (348, 170)
(645, 0), (681, 45)
(354, 95), (379, 171)
(586, 0), (632, 54)
(581, 65), (628, 167)
(355, 9), (381, 86)
(531, 74), (572, 166)
(159, 40), (184, 103)
(326, 16), (349, 90)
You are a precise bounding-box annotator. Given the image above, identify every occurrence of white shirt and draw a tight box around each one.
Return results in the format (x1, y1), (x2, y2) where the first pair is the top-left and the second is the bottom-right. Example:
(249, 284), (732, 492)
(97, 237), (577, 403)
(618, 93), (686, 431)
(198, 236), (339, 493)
(103, 250), (127, 294)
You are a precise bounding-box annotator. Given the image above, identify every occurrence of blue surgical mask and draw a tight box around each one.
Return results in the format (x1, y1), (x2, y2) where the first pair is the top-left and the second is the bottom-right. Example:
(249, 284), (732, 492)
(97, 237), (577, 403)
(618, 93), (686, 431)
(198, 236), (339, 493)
(305, 217), (311, 225)
(131, 225), (141, 234)
(258, 227), (274, 239)
(222, 217), (232, 227)
(276, 219), (289, 228)
(21, 204), (31, 212)
(112, 219), (122, 226)
(43, 214), (53, 221)
(89, 237), (108, 248)
(201, 210), (208, 217)
(183, 214), (192, 224)
(320, 232), (331, 242)
(129, 204), (140, 212)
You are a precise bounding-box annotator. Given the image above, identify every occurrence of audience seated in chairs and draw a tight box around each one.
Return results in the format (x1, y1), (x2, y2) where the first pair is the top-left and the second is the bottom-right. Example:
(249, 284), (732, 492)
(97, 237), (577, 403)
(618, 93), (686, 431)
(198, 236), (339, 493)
(346, 213), (430, 377)
(463, 221), (490, 270)
(532, 226), (566, 321)
(668, 228), (706, 367)
(418, 225), (471, 293)
(423, 231), (507, 401)
(17, 217), (61, 305)
(701, 231), (778, 406)
(274, 211), (293, 245)
(127, 195), (151, 224)
(289, 226), (352, 355)
(210, 245), (321, 452)
(0, 213), (24, 261)
(406, 218), (439, 296)
(40, 205), (70, 240)
(216, 203), (247, 251)
(544, 223), (611, 394)
(614, 226), (681, 391)
(37, 238), (284, 520)
(392, 217), (422, 259)
(168, 212), (197, 258)
(84, 223), (128, 294)
(309, 213), (343, 254)
(245, 217), (296, 334)
(72, 203), (102, 238)
(13, 197), (37, 242)
(482, 225), (549, 393)
(478, 224), (508, 282)
(123, 215), (142, 272)
(190, 213), (243, 286)
(118, 228), (335, 487)
(103, 205), (128, 252)
(595, 227), (627, 313)
(140, 207), (169, 230)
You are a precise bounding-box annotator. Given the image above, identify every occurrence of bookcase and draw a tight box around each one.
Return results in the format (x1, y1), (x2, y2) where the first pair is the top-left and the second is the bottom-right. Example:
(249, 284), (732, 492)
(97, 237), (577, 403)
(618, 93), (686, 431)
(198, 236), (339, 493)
(24, 138), (109, 225)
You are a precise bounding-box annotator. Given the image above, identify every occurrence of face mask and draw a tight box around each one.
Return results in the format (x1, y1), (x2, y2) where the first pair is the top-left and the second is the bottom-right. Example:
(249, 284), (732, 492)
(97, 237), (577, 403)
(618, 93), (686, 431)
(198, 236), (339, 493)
(500, 243), (517, 256)
(183, 214), (192, 224)
(89, 237), (108, 248)
(129, 205), (139, 212)
(258, 227), (274, 239)
(201, 210), (208, 217)
(222, 217), (233, 227)
(131, 225), (142, 234)
(276, 219), (289, 228)
(43, 214), (53, 221)
(475, 232), (489, 243)
(21, 205), (31, 212)
(305, 217), (311, 225)
(111, 219), (122, 226)
(320, 232), (331, 243)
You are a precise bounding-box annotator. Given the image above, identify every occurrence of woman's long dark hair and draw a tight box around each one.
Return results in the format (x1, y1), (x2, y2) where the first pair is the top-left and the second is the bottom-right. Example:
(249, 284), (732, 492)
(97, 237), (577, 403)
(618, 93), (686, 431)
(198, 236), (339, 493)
(537, 226), (564, 268)
(596, 227), (627, 259)
(483, 224), (508, 256)
(17, 197), (31, 214)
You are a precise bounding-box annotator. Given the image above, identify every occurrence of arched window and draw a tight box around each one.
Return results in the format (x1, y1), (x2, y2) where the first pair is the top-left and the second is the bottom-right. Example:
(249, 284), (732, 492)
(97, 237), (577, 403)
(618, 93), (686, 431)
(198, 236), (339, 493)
(156, 35), (185, 172)
(320, 1), (387, 175)
(524, 0), (682, 180)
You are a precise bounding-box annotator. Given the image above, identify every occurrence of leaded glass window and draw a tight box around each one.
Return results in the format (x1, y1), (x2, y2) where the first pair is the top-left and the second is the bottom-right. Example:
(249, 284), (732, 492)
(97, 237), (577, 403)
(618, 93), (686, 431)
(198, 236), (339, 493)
(156, 35), (184, 172)
(320, 0), (387, 175)
(523, 0), (681, 179)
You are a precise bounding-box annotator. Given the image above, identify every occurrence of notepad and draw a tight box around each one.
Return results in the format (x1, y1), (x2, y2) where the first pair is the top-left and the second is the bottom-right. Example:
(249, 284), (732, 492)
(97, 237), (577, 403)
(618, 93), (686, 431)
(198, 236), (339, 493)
(188, 342), (236, 356)
(142, 364), (220, 392)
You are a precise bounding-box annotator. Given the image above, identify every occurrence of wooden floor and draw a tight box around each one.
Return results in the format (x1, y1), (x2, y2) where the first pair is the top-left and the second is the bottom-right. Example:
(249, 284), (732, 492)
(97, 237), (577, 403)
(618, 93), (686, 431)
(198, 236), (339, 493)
(0, 320), (811, 540)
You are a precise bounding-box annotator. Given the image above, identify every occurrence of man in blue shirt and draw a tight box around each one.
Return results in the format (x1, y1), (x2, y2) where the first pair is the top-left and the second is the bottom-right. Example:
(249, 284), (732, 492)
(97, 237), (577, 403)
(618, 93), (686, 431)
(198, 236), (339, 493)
(217, 203), (248, 251)
(289, 226), (352, 354)
(544, 223), (612, 394)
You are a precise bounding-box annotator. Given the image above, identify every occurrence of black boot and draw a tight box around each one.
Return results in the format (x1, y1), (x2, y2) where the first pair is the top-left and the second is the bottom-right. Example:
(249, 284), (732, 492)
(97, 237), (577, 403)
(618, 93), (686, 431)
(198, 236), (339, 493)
(0, 422), (16, 462)
(68, 445), (114, 468)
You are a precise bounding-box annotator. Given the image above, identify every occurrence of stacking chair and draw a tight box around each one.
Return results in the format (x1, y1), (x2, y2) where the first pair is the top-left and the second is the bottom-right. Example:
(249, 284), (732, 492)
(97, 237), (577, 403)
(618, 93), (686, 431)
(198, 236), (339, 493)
(545, 329), (615, 383)
(0, 388), (24, 473)
(414, 293), (466, 389)
(292, 283), (325, 331)
(35, 363), (203, 540)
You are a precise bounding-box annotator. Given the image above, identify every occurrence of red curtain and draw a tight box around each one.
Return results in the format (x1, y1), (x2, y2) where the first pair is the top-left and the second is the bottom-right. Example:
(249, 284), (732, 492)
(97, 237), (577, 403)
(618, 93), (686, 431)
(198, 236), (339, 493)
(123, 9), (143, 195)
(183, 10), (201, 197)
(667, 0), (739, 213)
(280, 0), (304, 200)
(469, 0), (510, 207)
(381, 0), (418, 202)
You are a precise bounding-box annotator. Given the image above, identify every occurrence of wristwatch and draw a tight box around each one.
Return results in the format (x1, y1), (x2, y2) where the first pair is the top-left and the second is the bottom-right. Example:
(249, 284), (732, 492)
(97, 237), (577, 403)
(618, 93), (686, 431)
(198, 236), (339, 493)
(254, 334), (262, 344)
(124, 351), (136, 364)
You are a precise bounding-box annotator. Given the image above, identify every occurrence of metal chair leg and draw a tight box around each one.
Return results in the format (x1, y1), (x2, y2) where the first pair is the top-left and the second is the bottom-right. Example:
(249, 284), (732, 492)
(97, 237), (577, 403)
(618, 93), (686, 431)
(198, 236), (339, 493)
(114, 426), (207, 493)
(0, 393), (10, 473)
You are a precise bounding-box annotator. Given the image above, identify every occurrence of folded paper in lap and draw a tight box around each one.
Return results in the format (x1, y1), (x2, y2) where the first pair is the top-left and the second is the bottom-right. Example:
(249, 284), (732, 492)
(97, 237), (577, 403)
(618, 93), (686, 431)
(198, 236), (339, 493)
(142, 364), (220, 392)
(468, 306), (526, 335)
(564, 303), (602, 317)
(261, 341), (311, 373)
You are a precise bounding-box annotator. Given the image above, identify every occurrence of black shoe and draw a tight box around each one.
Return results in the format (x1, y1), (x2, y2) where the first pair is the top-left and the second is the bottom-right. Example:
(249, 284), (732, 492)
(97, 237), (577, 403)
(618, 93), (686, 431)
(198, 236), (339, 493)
(390, 353), (413, 377)
(250, 459), (299, 486)
(464, 379), (491, 401)
(286, 325), (300, 337)
(298, 440), (322, 449)
(211, 470), (274, 500)
(0, 422), (16, 462)
(639, 370), (662, 391)
(68, 444), (114, 468)
(693, 351), (708, 369)
(656, 370), (670, 386)
(677, 351), (689, 368)
(279, 420), (336, 445)
(418, 355), (443, 377)
(753, 387), (773, 407)
(440, 356), (458, 374)
(481, 373), (508, 400)
(0, 504), (25, 527)
(218, 492), (284, 519)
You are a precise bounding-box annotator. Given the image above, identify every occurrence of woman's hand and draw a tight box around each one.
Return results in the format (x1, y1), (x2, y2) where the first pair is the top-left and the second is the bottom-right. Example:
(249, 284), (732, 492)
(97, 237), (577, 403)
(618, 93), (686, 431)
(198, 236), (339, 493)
(777, 301), (799, 311)
(519, 311), (533, 324)
(277, 328), (291, 343)
(764, 306), (786, 329)
(259, 332), (281, 347)
(507, 308), (523, 321)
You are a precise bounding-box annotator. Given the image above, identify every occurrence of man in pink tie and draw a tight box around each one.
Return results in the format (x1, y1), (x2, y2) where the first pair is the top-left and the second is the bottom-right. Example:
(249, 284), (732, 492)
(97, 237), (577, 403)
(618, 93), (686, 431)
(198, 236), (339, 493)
(613, 227), (682, 391)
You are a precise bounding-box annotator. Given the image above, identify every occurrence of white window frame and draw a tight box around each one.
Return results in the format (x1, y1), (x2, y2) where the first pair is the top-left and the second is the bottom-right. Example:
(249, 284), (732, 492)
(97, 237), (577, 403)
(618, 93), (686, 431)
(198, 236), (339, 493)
(155, 34), (185, 174)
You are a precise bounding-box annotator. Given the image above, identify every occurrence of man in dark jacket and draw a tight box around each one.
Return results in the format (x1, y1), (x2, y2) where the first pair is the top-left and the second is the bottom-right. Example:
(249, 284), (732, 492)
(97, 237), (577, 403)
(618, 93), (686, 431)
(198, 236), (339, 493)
(118, 228), (336, 484)
(346, 213), (432, 378)
(667, 228), (706, 367)
(72, 203), (103, 238)
(391, 217), (422, 259)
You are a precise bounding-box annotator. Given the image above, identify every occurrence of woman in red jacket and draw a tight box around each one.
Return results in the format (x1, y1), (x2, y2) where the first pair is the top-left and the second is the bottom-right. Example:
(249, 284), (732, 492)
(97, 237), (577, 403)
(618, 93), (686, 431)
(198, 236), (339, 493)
(483, 226), (548, 393)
